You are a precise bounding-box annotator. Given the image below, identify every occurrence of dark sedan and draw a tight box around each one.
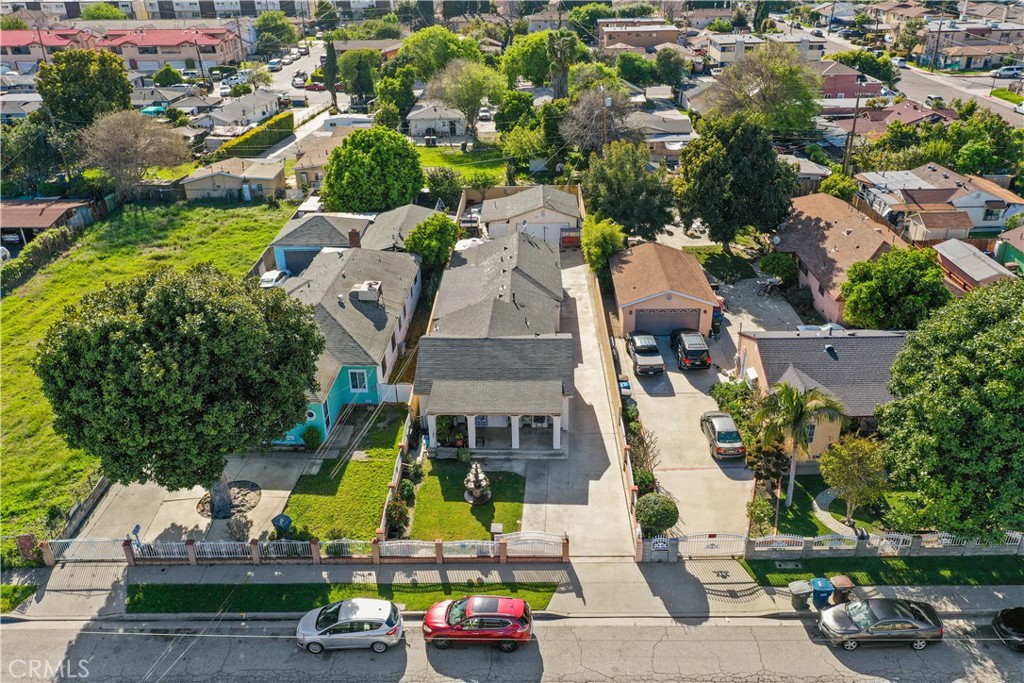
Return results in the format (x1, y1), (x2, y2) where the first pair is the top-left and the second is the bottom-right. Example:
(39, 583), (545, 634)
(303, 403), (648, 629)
(819, 599), (943, 651)
(993, 607), (1024, 651)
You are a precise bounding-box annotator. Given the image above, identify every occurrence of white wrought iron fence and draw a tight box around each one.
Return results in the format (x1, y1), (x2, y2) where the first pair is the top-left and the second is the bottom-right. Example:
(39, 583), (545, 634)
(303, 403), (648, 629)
(811, 534), (858, 550)
(47, 538), (126, 562)
(920, 532), (968, 549)
(442, 540), (499, 558)
(866, 532), (913, 556)
(502, 532), (563, 557)
(678, 532), (747, 558)
(321, 539), (374, 558)
(751, 535), (804, 551)
(259, 539), (313, 559)
(136, 541), (188, 559)
(194, 540), (250, 559)
(379, 540), (435, 558)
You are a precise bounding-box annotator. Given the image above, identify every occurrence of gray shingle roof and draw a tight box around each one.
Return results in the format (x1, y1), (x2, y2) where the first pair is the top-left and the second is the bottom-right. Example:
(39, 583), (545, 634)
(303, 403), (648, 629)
(360, 204), (442, 252)
(272, 213), (372, 249)
(428, 379), (566, 415)
(480, 186), (580, 223)
(284, 248), (420, 399)
(742, 330), (907, 417)
(432, 232), (563, 337)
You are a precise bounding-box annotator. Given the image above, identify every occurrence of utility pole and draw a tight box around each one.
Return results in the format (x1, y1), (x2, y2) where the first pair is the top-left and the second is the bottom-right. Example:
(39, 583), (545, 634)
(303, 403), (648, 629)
(826, 2), (836, 35)
(928, 19), (943, 71)
(842, 76), (866, 175)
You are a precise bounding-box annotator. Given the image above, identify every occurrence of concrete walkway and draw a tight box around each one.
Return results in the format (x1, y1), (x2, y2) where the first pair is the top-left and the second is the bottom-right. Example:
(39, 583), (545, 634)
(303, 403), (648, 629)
(812, 488), (857, 536)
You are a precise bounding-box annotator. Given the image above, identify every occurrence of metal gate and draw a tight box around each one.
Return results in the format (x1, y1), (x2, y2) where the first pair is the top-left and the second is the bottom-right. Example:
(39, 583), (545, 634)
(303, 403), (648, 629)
(634, 308), (701, 335)
(678, 532), (747, 558)
(47, 538), (126, 562)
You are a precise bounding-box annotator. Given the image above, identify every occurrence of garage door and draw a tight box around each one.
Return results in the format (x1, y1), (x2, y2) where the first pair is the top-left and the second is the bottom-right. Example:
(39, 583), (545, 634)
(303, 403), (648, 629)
(634, 308), (700, 335)
(283, 249), (320, 275)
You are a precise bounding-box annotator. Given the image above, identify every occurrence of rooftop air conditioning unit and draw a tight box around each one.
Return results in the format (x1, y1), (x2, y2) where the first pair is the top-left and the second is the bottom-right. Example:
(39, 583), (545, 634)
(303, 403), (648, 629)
(351, 280), (382, 302)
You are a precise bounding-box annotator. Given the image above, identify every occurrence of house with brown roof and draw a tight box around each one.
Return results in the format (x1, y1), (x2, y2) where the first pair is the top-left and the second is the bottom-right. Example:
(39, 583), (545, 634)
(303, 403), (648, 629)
(180, 158), (285, 201)
(774, 193), (897, 324)
(831, 100), (958, 142)
(811, 60), (884, 99)
(292, 130), (355, 190)
(0, 199), (90, 245)
(611, 242), (718, 337)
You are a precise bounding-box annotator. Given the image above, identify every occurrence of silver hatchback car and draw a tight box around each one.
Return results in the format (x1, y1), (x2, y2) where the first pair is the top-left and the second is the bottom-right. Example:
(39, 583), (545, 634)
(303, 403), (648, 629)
(296, 598), (403, 654)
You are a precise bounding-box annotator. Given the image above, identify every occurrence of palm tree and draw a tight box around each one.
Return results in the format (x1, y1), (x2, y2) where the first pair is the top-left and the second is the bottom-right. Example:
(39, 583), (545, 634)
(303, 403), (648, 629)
(753, 382), (847, 508)
(546, 29), (578, 100)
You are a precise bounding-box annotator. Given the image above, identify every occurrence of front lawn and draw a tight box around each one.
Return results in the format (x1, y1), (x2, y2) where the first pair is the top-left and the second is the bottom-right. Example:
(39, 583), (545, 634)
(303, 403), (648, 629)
(0, 201), (294, 560)
(0, 585), (37, 613)
(126, 581), (558, 613)
(409, 459), (524, 541)
(741, 556), (1024, 587)
(682, 245), (757, 282)
(992, 88), (1024, 105)
(775, 475), (833, 538)
(282, 406), (406, 540)
(416, 145), (506, 177)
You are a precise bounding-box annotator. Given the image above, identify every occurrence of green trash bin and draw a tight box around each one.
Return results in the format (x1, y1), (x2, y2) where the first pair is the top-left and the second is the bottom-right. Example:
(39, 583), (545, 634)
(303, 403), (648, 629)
(788, 580), (813, 610)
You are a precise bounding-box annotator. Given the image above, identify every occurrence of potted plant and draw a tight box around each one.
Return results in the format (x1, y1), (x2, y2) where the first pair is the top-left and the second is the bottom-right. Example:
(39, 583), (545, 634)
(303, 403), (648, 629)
(436, 416), (455, 446)
(454, 432), (466, 448)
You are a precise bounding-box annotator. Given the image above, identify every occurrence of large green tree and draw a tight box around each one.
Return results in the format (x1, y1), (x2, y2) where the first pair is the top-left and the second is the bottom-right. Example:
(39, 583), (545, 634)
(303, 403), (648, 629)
(254, 10), (297, 55)
(36, 49), (131, 127)
(425, 167), (463, 209)
(754, 383), (848, 507)
(152, 64), (184, 87)
(403, 214), (460, 272)
(547, 28), (584, 100)
(840, 247), (951, 330)
(580, 214), (625, 281)
(502, 29), (586, 87)
(655, 48), (689, 86)
(580, 140), (674, 241)
(820, 437), (888, 525)
(0, 15), (29, 29)
(397, 25), (482, 79)
(323, 40), (339, 109)
(493, 89), (537, 133)
(375, 64), (417, 118)
(426, 59), (506, 138)
(616, 52), (658, 86)
(337, 48), (380, 104)
(80, 2), (127, 19)
(706, 42), (822, 134)
(0, 117), (60, 195)
(83, 110), (190, 200)
(34, 265), (324, 516)
(830, 49), (900, 87)
(877, 279), (1024, 539)
(567, 2), (615, 38)
(321, 126), (423, 211)
(673, 112), (797, 251)
(568, 62), (621, 96)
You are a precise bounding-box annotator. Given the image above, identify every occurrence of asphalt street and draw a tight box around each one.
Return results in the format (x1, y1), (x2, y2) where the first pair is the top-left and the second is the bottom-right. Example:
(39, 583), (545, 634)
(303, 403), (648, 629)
(1, 617), (1020, 683)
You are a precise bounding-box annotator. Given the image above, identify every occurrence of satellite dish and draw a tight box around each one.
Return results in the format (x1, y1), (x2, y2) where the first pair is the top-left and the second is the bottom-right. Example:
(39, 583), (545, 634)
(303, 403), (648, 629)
(771, 236), (781, 245)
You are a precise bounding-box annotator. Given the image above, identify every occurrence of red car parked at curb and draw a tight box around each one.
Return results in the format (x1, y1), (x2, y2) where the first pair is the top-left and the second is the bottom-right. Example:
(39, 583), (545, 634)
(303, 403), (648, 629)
(422, 596), (533, 652)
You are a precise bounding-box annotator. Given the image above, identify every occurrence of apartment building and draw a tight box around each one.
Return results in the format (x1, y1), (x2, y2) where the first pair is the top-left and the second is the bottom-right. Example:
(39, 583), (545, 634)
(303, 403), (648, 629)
(765, 33), (827, 61)
(0, 28), (97, 73)
(1, 0), (145, 19)
(98, 27), (243, 71)
(600, 23), (681, 49)
(916, 19), (1024, 70)
(707, 34), (763, 68)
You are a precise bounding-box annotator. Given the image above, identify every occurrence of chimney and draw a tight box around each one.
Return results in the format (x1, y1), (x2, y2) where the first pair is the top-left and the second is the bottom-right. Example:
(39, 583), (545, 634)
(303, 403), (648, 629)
(348, 228), (361, 248)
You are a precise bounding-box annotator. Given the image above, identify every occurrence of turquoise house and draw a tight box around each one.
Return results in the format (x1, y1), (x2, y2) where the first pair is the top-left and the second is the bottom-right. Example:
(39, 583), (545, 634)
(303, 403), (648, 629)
(270, 213), (372, 275)
(275, 247), (421, 447)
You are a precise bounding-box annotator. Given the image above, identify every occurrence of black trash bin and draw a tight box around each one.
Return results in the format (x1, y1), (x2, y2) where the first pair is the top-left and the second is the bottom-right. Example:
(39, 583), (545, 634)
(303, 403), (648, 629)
(788, 580), (813, 610)
(272, 513), (292, 537)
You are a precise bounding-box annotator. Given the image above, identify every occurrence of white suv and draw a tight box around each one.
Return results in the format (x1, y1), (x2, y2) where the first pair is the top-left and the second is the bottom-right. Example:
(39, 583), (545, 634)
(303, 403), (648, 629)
(990, 66), (1023, 79)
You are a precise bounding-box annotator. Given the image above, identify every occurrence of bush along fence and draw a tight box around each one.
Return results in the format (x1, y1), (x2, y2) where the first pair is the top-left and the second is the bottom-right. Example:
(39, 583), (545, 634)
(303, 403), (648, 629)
(211, 110), (294, 160)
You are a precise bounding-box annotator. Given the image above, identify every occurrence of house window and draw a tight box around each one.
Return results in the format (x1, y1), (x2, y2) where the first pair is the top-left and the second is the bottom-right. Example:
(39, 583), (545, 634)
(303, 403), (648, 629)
(983, 207), (1002, 221)
(139, 46), (157, 55)
(806, 423), (816, 442)
(323, 400), (331, 432)
(817, 283), (825, 296)
(390, 331), (396, 351)
(798, 260), (808, 275)
(381, 356), (388, 379)
(349, 369), (368, 392)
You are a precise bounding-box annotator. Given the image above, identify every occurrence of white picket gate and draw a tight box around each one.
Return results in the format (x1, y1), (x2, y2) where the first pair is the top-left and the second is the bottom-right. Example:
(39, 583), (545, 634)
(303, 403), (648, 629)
(47, 538), (126, 562)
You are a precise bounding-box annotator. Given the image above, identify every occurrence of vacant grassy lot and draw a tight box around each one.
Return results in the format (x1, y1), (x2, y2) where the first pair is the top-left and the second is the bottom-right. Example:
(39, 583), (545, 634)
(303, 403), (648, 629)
(410, 459), (524, 541)
(0, 201), (294, 550)
(0, 584), (37, 613)
(282, 406), (406, 540)
(682, 245), (757, 282)
(146, 161), (198, 181)
(416, 145), (505, 177)
(992, 88), (1024, 105)
(742, 556), (1024, 587)
(126, 581), (558, 613)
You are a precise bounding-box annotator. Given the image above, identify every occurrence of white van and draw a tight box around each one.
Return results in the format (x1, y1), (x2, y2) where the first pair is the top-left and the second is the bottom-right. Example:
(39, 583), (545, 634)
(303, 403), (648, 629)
(891, 57), (907, 68)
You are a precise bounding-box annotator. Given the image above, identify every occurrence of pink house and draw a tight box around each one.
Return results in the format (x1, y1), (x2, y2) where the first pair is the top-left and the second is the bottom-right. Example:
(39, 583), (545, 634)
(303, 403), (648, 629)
(812, 60), (884, 99)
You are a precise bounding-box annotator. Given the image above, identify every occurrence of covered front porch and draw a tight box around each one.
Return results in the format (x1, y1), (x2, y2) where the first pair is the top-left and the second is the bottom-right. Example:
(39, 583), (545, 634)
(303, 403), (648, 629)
(427, 412), (567, 453)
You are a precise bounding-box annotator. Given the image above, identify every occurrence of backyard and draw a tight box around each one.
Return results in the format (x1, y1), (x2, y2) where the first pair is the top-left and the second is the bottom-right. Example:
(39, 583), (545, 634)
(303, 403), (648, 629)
(0, 201), (295, 557)
(282, 406), (407, 541)
(682, 245), (757, 282)
(416, 144), (506, 178)
(409, 459), (524, 541)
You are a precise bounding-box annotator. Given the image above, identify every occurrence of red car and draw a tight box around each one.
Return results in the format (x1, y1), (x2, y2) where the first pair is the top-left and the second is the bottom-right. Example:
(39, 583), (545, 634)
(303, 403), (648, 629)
(422, 596), (533, 652)
(305, 82), (326, 91)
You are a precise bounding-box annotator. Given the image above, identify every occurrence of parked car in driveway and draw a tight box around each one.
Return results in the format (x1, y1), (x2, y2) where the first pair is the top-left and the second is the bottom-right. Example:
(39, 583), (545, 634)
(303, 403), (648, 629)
(700, 411), (746, 459)
(423, 596), (533, 652)
(670, 329), (711, 370)
(818, 599), (943, 651)
(626, 331), (665, 375)
(259, 269), (291, 288)
(992, 607), (1024, 651)
(296, 599), (403, 654)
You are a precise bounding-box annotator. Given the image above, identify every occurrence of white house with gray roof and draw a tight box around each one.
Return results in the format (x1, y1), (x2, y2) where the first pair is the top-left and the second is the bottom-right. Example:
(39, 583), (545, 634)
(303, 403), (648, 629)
(479, 185), (583, 246)
(414, 232), (573, 453)
(406, 100), (466, 138)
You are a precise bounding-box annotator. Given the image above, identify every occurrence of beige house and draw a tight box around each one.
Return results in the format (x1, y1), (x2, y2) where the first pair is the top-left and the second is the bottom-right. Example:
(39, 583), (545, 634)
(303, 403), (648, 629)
(292, 129), (355, 190)
(479, 185), (583, 247)
(0, 29), (97, 73)
(406, 101), (466, 138)
(765, 34), (827, 61)
(600, 23), (681, 49)
(97, 27), (243, 72)
(611, 242), (718, 337)
(736, 330), (907, 458)
(180, 158), (285, 201)
(707, 34), (764, 68)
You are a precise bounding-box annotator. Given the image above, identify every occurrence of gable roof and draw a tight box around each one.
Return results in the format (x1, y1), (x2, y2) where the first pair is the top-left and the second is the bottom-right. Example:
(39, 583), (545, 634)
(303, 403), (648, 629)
(780, 154), (832, 179)
(331, 39), (403, 53)
(407, 100), (465, 121)
(933, 238), (1014, 287)
(181, 158), (283, 184)
(625, 109), (693, 135)
(611, 242), (717, 308)
(284, 248), (419, 398)
(479, 185), (580, 223)
(0, 200), (88, 229)
(205, 89), (279, 124)
(775, 194), (895, 300)
(432, 232), (563, 337)
(271, 213), (372, 249)
(293, 130), (354, 171)
(98, 27), (235, 47)
(360, 204), (442, 251)
(740, 330), (907, 416)
(132, 88), (187, 106)
(810, 59), (862, 77)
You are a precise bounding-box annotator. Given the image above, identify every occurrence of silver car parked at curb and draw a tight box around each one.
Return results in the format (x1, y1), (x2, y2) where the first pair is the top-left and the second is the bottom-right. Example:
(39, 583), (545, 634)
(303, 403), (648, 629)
(818, 598), (943, 652)
(296, 598), (404, 654)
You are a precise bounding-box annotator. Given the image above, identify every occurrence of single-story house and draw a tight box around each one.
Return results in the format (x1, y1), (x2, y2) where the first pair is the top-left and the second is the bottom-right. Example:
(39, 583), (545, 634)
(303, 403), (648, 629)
(611, 242), (718, 337)
(0, 199), (90, 245)
(332, 39), (404, 60)
(774, 193), (897, 324)
(193, 90), (281, 129)
(406, 101), (467, 138)
(293, 129), (355, 190)
(780, 154), (833, 196)
(279, 248), (421, 447)
(179, 158), (286, 201)
(625, 109), (698, 168)
(322, 113), (374, 131)
(479, 185), (583, 246)
(736, 330), (907, 458)
(359, 204), (442, 252)
(171, 94), (223, 116)
(995, 226), (1024, 273)
(270, 212), (373, 274)
(0, 92), (41, 123)
(932, 239), (1014, 293)
(415, 232), (572, 453)
(131, 87), (188, 110)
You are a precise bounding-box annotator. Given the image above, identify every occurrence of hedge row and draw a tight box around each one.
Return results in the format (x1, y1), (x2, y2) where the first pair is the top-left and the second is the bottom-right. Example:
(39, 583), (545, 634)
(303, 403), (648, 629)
(1, 226), (79, 295)
(212, 110), (295, 160)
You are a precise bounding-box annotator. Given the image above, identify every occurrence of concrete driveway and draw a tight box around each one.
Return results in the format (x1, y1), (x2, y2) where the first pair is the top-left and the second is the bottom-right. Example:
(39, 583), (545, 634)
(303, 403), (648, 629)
(707, 276), (806, 372)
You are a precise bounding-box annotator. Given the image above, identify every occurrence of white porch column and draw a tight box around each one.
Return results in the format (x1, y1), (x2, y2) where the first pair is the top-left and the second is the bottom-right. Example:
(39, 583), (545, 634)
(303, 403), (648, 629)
(561, 396), (570, 431)
(552, 415), (562, 449)
(427, 415), (437, 448)
(467, 416), (477, 449)
(511, 417), (520, 449)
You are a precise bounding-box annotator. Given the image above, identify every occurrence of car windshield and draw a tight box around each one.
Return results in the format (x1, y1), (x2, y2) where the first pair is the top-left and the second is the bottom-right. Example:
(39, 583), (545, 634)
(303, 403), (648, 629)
(717, 430), (742, 444)
(316, 603), (341, 631)
(846, 601), (875, 630)
(446, 598), (469, 626)
(632, 337), (659, 354)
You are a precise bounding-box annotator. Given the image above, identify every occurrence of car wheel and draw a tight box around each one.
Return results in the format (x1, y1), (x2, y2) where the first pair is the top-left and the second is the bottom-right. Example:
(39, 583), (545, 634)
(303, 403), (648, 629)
(432, 638), (451, 650)
(306, 642), (324, 655)
(371, 641), (388, 654)
(498, 640), (519, 652)
(911, 639), (928, 651)
(841, 640), (859, 651)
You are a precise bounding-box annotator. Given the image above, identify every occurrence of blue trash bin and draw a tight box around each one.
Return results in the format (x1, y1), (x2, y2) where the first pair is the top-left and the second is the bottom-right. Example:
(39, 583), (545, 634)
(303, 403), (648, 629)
(810, 577), (834, 609)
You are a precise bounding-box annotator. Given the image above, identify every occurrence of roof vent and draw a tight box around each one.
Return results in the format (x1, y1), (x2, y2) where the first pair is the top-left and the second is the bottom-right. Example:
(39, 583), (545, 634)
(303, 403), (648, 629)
(928, 165), (936, 171)
(844, 228), (853, 236)
(351, 280), (382, 302)
(942, 173), (949, 179)
(824, 344), (837, 359)
(955, 181), (963, 187)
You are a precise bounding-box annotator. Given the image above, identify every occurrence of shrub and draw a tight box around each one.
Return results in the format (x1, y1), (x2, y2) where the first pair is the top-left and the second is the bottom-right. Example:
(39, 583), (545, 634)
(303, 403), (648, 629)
(1, 226), (81, 295)
(464, 170), (498, 191)
(302, 425), (323, 450)
(385, 498), (409, 531)
(636, 493), (679, 537)
(398, 478), (415, 502)
(628, 423), (661, 473)
(747, 496), (774, 536)
(212, 111), (295, 159)
(405, 460), (423, 482)
(456, 447), (471, 463)
(632, 468), (655, 493)
(759, 252), (799, 287)
(226, 515), (253, 542)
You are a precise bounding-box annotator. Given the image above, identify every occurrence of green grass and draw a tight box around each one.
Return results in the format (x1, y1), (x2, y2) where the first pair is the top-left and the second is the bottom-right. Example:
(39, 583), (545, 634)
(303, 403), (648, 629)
(0, 584), (37, 613)
(992, 88), (1024, 105)
(827, 491), (913, 535)
(146, 161), (198, 180)
(741, 556), (1024, 587)
(416, 145), (506, 177)
(775, 475), (833, 538)
(284, 158), (296, 180)
(0, 201), (295, 550)
(682, 245), (757, 282)
(410, 459), (524, 541)
(126, 581), (558, 613)
(282, 407), (407, 540)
